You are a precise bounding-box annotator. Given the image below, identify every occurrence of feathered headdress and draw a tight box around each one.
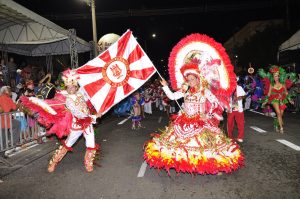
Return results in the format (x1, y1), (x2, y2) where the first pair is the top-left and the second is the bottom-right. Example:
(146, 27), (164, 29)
(180, 63), (201, 78)
(258, 65), (297, 95)
(168, 33), (236, 97)
(168, 33), (236, 109)
(269, 66), (280, 75)
(62, 69), (80, 86)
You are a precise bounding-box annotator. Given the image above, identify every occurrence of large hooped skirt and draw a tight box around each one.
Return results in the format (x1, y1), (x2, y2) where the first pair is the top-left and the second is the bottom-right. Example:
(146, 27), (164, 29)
(144, 116), (244, 175)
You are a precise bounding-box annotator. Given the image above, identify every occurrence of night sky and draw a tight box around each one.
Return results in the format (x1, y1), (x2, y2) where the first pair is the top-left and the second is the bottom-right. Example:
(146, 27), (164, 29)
(12, 0), (300, 71)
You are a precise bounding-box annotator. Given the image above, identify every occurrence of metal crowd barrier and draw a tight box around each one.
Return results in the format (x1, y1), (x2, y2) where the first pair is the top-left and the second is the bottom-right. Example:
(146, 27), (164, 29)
(0, 111), (43, 153)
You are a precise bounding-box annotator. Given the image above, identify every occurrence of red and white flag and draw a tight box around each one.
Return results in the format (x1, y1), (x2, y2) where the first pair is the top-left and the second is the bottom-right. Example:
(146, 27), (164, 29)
(76, 30), (156, 114)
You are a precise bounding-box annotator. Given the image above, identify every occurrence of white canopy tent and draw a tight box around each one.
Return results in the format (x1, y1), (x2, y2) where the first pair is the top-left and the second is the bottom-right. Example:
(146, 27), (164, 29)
(278, 30), (300, 72)
(0, 0), (91, 60)
(278, 30), (300, 52)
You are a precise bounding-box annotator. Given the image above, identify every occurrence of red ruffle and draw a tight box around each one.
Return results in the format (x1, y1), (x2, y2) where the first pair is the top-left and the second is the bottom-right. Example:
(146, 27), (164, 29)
(174, 114), (206, 129)
(47, 112), (73, 138)
(285, 79), (293, 90)
(268, 87), (286, 102)
(144, 144), (245, 175)
(87, 143), (100, 151)
(75, 117), (93, 130)
(169, 114), (179, 121)
(61, 140), (73, 151)
(20, 96), (61, 124)
(20, 95), (72, 138)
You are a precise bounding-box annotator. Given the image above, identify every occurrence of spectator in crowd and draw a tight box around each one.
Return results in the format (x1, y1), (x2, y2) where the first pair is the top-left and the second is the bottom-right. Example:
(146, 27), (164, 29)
(16, 69), (22, 85)
(0, 86), (21, 147)
(162, 93), (171, 117)
(15, 79), (25, 102)
(24, 80), (35, 97)
(0, 72), (5, 87)
(23, 79), (37, 140)
(0, 59), (9, 85)
(37, 70), (46, 82)
(21, 64), (32, 80)
(20, 61), (27, 69)
(7, 57), (17, 89)
(11, 89), (18, 103)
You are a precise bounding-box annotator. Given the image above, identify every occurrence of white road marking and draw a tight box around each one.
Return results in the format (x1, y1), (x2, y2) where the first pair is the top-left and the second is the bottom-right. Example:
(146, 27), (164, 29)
(5, 143), (39, 158)
(250, 126), (267, 133)
(0, 180), (3, 183)
(249, 109), (264, 116)
(276, 139), (300, 151)
(117, 116), (131, 125)
(249, 109), (276, 118)
(137, 161), (148, 177)
(158, 116), (162, 123)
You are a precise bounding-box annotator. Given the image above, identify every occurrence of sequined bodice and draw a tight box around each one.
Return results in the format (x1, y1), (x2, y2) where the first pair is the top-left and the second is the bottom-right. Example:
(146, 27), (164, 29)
(183, 91), (206, 117)
(66, 92), (89, 119)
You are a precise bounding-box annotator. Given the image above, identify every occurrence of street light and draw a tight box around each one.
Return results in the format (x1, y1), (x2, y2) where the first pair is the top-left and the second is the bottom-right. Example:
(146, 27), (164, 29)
(234, 54), (239, 70)
(81, 0), (98, 57)
(142, 33), (157, 52)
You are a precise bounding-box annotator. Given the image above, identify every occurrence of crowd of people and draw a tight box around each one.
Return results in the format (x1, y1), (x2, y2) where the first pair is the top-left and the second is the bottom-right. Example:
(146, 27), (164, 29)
(113, 78), (178, 130)
(0, 56), (61, 147)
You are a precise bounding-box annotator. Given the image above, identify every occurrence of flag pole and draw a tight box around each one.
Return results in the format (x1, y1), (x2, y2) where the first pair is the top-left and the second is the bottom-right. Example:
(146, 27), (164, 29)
(136, 33), (184, 113)
(154, 68), (184, 113)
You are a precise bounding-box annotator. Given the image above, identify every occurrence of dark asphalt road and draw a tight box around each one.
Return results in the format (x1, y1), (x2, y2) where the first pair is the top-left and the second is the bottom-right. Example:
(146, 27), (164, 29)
(0, 110), (299, 199)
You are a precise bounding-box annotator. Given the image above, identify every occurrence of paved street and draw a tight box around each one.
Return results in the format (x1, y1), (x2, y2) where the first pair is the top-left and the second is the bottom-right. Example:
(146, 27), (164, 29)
(0, 110), (299, 199)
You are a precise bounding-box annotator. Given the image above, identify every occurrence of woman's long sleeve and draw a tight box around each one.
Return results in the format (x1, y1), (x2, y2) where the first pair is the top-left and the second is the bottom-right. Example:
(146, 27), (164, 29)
(162, 86), (184, 100)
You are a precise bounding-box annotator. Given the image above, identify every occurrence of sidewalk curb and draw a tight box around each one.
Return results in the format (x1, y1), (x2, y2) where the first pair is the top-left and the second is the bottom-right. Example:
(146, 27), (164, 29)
(4, 137), (48, 158)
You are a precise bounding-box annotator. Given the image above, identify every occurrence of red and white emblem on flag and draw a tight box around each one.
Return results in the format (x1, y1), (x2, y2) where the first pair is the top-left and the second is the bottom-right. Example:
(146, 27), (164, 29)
(76, 30), (156, 114)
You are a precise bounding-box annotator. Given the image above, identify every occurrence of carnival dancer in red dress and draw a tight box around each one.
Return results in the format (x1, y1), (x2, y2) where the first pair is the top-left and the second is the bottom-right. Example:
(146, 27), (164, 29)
(144, 34), (244, 175)
(20, 69), (101, 172)
(259, 66), (296, 133)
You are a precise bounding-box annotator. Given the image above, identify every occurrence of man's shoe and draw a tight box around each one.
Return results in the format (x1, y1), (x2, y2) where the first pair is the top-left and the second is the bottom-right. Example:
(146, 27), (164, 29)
(237, 139), (243, 143)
